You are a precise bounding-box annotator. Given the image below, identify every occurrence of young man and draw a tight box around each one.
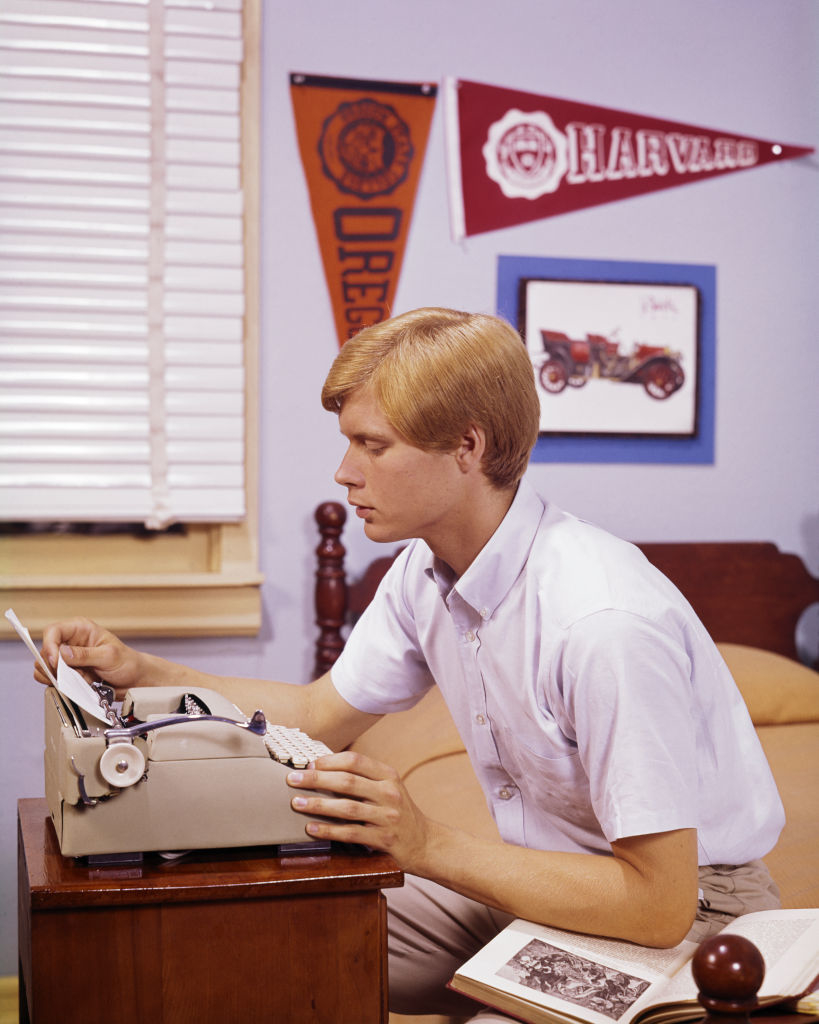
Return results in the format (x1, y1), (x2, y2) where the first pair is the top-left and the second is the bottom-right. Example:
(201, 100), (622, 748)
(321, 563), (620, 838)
(38, 308), (783, 1021)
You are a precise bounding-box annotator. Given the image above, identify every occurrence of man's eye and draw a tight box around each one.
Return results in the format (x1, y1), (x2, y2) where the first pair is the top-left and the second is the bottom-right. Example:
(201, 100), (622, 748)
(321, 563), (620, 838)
(366, 445), (386, 456)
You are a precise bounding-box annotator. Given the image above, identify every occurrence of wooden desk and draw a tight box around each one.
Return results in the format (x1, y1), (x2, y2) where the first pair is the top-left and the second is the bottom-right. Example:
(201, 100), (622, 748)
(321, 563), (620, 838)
(18, 798), (403, 1024)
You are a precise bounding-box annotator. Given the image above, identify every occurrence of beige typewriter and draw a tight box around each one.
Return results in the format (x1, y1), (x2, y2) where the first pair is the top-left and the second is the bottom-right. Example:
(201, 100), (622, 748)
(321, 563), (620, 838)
(8, 604), (332, 862)
(43, 681), (335, 861)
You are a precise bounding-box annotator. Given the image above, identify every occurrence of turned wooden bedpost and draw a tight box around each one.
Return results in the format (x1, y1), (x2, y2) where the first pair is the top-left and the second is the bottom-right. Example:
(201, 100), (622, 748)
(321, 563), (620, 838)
(314, 501), (348, 678)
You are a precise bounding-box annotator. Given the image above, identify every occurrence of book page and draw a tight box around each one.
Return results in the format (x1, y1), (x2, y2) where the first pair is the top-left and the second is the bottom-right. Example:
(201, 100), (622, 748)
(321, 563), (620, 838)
(456, 920), (695, 1024)
(675, 910), (819, 999)
(637, 908), (819, 1013)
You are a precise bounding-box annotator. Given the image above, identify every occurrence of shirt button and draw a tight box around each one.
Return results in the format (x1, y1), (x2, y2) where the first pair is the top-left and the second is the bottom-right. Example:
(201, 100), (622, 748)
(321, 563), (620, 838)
(480, 607), (490, 620)
(475, 714), (486, 725)
(499, 787), (513, 800)
(464, 630), (476, 642)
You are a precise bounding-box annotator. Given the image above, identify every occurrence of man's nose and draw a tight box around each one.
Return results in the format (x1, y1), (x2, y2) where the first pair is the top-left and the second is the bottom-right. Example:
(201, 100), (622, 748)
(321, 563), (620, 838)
(334, 448), (364, 488)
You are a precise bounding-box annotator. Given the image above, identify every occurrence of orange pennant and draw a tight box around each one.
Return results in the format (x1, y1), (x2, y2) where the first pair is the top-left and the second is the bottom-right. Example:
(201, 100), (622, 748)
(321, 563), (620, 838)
(291, 73), (437, 346)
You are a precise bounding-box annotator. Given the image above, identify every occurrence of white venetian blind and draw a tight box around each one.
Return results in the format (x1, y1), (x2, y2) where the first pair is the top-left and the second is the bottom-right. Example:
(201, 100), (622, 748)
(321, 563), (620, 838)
(0, 0), (247, 527)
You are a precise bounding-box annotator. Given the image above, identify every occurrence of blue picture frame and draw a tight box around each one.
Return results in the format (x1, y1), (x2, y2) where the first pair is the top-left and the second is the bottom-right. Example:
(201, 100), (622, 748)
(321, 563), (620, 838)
(497, 255), (715, 464)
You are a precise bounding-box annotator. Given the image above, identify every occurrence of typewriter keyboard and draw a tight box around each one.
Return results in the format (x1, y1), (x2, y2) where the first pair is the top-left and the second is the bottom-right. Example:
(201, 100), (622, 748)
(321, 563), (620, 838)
(264, 724), (333, 769)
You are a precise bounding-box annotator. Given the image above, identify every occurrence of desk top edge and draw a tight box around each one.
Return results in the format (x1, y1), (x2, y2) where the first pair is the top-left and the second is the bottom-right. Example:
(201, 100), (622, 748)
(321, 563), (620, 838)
(18, 797), (403, 909)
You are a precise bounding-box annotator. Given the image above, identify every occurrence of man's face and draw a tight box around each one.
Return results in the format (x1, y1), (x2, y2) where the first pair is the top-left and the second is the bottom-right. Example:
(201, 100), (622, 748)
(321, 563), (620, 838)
(334, 386), (465, 547)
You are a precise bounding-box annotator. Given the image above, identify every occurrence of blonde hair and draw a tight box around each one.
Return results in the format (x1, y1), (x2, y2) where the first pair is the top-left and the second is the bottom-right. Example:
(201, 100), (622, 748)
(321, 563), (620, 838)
(321, 307), (540, 489)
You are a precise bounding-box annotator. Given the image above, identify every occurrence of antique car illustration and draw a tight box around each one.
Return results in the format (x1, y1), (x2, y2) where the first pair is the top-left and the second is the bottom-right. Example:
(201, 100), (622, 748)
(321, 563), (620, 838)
(536, 329), (685, 400)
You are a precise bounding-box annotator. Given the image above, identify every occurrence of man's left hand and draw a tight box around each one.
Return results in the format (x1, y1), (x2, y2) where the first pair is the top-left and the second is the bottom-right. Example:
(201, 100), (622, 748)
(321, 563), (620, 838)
(287, 751), (432, 869)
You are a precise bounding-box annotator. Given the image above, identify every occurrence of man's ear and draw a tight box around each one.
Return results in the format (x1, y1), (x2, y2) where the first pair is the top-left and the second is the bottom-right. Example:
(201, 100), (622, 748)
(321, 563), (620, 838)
(454, 424), (486, 473)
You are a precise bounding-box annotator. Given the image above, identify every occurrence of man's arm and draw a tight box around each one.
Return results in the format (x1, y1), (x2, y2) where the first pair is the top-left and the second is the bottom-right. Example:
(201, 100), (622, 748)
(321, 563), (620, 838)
(184, 671), (381, 751)
(287, 751), (699, 948)
(416, 819), (698, 948)
(37, 617), (381, 749)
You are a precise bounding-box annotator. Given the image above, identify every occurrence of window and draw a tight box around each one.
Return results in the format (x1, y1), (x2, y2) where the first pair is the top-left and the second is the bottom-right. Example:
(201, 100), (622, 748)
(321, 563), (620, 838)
(0, 0), (262, 636)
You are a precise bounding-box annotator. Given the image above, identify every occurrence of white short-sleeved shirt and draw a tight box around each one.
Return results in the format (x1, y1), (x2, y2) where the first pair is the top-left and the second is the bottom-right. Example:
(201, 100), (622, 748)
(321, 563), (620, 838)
(331, 479), (784, 865)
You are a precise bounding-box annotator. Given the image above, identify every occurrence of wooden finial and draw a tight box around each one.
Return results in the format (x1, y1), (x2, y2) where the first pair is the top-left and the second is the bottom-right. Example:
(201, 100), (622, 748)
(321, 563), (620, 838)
(692, 934), (765, 1024)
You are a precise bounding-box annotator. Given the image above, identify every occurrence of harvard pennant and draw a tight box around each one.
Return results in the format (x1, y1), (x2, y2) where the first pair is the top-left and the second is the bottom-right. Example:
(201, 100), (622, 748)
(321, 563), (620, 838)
(291, 73), (437, 346)
(445, 78), (813, 239)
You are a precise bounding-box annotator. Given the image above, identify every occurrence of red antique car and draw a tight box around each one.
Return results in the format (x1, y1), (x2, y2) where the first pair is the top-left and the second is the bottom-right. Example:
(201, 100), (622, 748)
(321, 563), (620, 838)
(537, 330), (685, 400)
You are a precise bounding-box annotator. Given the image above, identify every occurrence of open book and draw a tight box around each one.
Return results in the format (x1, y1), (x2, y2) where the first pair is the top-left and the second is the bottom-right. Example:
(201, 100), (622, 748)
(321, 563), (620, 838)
(449, 909), (819, 1024)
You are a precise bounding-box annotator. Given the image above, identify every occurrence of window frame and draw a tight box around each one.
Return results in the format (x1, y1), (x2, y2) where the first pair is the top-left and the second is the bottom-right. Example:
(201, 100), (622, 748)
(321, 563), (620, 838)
(0, 0), (262, 639)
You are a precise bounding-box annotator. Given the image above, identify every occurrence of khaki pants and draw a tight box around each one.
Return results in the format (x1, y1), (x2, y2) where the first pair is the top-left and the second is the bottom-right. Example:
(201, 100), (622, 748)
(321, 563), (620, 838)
(386, 860), (780, 1020)
(689, 859), (781, 942)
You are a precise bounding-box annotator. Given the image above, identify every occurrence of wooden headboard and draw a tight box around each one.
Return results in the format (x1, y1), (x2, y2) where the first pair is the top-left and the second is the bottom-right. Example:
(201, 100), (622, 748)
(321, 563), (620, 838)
(314, 501), (819, 678)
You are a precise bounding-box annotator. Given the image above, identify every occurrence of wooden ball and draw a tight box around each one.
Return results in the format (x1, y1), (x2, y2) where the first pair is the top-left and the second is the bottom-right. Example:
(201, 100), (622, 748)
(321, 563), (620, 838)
(692, 934), (765, 1012)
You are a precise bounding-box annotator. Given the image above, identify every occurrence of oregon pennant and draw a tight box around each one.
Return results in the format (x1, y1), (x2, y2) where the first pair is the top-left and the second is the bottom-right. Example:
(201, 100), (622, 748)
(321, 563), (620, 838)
(291, 73), (437, 346)
(445, 78), (813, 239)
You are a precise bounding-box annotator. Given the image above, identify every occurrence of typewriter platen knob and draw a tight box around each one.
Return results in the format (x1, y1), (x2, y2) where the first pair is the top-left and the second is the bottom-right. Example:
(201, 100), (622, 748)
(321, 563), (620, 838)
(99, 743), (146, 788)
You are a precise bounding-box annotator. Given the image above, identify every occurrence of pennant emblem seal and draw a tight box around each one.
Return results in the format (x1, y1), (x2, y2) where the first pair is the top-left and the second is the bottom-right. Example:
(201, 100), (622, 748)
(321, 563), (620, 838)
(319, 98), (414, 198)
(482, 109), (569, 199)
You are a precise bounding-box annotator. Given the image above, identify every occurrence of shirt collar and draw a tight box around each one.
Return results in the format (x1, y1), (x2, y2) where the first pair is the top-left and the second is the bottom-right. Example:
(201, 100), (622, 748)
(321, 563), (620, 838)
(427, 477), (545, 618)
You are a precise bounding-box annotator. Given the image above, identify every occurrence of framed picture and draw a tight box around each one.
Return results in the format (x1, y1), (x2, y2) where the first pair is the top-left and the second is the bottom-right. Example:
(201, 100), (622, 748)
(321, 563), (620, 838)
(497, 256), (716, 464)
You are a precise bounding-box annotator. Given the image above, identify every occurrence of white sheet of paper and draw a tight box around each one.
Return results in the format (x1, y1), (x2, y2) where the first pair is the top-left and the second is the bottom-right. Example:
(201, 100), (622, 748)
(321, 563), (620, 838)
(5, 606), (111, 725)
(4, 607), (57, 684)
(56, 656), (111, 725)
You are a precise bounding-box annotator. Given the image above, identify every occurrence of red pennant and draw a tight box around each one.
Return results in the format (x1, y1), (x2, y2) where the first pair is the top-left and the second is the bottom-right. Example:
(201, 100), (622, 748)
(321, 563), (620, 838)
(446, 78), (813, 239)
(291, 73), (437, 346)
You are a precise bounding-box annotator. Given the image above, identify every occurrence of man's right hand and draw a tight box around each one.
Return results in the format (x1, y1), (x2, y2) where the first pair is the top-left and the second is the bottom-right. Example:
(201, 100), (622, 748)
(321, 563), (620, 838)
(39, 617), (146, 699)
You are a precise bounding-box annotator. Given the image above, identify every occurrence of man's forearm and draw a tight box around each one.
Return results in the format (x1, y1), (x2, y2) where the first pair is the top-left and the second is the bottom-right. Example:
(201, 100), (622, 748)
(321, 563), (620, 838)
(414, 822), (698, 948)
(43, 620), (340, 742)
(141, 664), (379, 750)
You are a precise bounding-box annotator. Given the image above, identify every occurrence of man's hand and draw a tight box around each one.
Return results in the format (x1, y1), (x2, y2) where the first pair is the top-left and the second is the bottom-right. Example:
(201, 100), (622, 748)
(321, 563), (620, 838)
(39, 617), (146, 698)
(287, 751), (434, 871)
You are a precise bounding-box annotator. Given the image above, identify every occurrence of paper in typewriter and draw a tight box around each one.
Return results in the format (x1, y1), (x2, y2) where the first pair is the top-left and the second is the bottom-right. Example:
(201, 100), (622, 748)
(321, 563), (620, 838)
(5, 608), (110, 725)
(55, 656), (111, 725)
